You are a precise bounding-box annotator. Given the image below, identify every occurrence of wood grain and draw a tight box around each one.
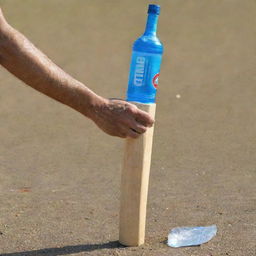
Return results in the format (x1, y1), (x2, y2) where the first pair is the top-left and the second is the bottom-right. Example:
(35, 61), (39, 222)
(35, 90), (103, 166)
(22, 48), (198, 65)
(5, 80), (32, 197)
(119, 103), (156, 246)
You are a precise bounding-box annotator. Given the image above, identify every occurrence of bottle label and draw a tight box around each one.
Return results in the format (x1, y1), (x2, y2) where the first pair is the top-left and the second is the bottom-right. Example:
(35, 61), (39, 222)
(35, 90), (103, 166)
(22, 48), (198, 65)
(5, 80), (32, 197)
(152, 73), (160, 88)
(127, 51), (162, 103)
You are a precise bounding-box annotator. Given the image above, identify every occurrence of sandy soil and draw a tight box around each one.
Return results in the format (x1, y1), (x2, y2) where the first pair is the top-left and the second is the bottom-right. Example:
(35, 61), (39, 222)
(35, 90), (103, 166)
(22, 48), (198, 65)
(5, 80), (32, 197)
(0, 0), (255, 255)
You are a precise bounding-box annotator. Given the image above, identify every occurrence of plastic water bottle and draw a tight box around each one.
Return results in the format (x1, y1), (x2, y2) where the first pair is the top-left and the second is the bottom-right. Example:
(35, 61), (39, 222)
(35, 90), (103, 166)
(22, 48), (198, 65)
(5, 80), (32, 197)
(167, 225), (217, 248)
(126, 4), (164, 103)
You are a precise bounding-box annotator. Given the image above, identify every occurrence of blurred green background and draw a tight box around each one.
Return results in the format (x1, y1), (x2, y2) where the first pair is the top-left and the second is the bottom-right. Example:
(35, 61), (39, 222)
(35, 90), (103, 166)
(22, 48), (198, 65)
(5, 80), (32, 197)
(0, 1), (255, 255)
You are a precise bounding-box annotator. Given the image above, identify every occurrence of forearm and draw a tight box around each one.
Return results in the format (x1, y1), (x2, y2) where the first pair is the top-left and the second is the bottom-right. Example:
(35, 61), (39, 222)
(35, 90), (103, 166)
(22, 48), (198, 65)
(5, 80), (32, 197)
(0, 15), (101, 118)
(0, 8), (154, 138)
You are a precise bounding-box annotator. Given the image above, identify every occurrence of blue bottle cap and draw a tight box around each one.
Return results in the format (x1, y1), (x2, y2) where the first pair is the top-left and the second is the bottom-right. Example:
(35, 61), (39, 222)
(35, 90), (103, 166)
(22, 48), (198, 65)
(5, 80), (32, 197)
(148, 4), (160, 15)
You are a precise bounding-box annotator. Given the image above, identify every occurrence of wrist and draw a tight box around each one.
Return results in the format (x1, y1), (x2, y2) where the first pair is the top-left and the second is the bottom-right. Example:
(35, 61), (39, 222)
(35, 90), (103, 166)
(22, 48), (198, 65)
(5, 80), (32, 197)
(73, 83), (107, 120)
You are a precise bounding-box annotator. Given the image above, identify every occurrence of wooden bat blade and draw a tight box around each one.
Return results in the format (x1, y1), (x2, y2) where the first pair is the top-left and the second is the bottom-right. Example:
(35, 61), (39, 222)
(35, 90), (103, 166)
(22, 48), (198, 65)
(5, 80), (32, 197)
(119, 103), (156, 246)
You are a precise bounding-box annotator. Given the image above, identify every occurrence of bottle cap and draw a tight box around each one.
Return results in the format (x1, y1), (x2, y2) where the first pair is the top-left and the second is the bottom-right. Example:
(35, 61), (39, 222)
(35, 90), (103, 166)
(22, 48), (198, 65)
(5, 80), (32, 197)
(148, 4), (160, 15)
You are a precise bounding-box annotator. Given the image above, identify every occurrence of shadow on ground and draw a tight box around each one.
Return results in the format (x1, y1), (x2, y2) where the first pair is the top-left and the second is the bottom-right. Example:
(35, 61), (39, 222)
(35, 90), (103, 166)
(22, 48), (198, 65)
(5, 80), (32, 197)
(0, 241), (123, 256)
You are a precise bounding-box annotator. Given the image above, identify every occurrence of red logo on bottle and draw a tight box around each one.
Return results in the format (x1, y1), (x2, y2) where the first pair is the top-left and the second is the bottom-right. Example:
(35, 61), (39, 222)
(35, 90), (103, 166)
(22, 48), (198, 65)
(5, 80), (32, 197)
(152, 73), (160, 88)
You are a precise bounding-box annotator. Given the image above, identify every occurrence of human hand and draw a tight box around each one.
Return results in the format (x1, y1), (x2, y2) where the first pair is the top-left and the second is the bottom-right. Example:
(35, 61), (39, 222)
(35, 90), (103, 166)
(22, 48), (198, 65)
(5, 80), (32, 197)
(0, 7), (153, 139)
(89, 98), (154, 138)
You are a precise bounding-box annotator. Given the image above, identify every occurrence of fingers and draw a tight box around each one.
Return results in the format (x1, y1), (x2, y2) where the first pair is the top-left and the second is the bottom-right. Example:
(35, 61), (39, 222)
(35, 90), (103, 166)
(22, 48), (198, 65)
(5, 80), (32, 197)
(112, 122), (145, 139)
(130, 121), (147, 134)
(134, 108), (154, 127)
(94, 98), (155, 139)
(123, 103), (154, 136)
(111, 127), (140, 139)
(120, 120), (149, 139)
(120, 116), (147, 134)
(126, 128), (141, 139)
(124, 102), (154, 128)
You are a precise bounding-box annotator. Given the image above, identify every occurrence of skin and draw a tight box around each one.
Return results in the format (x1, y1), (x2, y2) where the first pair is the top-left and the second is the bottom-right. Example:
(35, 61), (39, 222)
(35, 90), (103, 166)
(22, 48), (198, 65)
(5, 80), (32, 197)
(0, 8), (154, 138)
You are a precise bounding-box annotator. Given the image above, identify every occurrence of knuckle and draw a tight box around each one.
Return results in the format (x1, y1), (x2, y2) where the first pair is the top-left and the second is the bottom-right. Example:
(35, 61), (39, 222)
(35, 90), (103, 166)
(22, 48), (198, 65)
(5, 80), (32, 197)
(145, 117), (154, 127)
(139, 124), (147, 132)
(136, 127), (146, 134)
(140, 127), (147, 133)
(126, 104), (137, 113)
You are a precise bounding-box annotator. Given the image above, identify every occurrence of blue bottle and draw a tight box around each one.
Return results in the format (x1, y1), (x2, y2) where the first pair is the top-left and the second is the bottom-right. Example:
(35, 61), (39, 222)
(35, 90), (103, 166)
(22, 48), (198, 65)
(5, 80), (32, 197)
(126, 4), (163, 103)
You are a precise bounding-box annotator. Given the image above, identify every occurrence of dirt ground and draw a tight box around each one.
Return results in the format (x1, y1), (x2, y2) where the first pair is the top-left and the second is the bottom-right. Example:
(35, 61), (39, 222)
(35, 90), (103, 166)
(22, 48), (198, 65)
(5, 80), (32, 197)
(0, 0), (255, 255)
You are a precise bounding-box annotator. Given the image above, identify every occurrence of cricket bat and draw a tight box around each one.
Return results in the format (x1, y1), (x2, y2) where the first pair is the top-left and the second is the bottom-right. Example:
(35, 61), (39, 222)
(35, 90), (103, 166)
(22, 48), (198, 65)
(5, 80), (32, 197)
(119, 103), (156, 246)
